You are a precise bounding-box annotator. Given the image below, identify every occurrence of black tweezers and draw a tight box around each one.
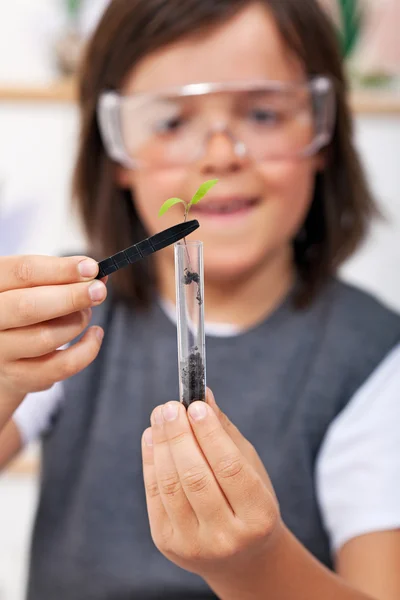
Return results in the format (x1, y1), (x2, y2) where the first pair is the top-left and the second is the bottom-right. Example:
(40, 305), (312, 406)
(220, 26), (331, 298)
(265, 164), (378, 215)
(96, 219), (199, 278)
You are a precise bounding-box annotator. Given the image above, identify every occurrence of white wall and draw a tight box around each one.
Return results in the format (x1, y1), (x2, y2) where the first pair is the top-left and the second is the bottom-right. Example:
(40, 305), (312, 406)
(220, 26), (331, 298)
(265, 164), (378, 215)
(0, 102), (85, 256)
(341, 114), (400, 311)
(0, 0), (62, 85)
(0, 0), (110, 85)
(0, 475), (39, 600)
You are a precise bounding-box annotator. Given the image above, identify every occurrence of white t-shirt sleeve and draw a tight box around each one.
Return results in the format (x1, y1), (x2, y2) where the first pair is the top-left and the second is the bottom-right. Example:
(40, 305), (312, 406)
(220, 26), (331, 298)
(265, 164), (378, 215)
(13, 381), (65, 446)
(316, 343), (400, 555)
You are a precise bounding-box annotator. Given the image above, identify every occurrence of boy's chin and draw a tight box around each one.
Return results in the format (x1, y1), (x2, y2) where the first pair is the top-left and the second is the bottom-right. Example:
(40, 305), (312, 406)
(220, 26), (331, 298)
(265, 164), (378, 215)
(204, 251), (268, 284)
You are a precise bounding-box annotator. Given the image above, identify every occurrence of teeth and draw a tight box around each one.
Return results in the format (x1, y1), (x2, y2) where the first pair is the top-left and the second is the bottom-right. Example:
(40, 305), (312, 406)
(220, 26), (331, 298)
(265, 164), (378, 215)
(198, 199), (253, 213)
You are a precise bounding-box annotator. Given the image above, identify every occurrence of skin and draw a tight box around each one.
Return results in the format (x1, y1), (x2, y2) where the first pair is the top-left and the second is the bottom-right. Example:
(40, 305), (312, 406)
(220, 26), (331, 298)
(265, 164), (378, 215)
(0, 3), (399, 598)
(0, 255), (107, 432)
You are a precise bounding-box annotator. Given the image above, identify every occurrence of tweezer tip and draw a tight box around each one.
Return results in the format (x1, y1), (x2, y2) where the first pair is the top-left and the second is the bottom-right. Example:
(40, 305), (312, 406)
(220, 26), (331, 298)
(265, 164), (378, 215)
(182, 219), (199, 229)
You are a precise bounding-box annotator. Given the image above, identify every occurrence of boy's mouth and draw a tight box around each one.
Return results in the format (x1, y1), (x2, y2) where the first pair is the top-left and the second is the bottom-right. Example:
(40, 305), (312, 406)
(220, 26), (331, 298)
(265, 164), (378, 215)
(191, 196), (260, 217)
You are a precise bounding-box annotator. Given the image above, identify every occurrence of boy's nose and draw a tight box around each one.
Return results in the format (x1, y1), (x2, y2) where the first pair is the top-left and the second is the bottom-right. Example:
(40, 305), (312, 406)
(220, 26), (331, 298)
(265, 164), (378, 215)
(197, 126), (248, 175)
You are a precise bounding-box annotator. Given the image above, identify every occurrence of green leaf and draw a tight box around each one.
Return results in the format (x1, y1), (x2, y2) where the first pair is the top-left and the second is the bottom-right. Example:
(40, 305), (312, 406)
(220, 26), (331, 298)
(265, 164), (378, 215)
(189, 179), (219, 207)
(158, 197), (186, 217)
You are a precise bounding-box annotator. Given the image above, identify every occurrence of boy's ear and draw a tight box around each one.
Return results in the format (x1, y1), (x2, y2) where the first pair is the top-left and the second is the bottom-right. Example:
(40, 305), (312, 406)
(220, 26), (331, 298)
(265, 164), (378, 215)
(315, 149), (327, 172)
(115, 165), (132, 189)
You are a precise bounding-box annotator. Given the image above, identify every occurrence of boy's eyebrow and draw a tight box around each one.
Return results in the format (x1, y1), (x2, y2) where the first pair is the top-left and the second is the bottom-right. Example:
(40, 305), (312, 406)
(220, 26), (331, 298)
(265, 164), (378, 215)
(96, 220), (200, 278)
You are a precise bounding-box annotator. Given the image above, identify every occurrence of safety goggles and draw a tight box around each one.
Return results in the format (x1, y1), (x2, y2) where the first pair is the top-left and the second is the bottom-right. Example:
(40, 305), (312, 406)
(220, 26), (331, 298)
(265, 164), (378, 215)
(98, 77), (335, 169)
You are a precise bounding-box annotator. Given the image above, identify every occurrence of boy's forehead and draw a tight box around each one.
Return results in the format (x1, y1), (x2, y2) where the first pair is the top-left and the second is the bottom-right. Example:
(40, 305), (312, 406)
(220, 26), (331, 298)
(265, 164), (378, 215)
(125, 3), (304, 95)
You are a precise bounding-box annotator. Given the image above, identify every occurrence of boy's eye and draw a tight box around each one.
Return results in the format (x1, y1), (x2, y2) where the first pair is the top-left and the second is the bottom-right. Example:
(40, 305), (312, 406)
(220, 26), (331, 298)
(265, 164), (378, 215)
(248, 108), (279, 124)
(155, 115), (186, 133)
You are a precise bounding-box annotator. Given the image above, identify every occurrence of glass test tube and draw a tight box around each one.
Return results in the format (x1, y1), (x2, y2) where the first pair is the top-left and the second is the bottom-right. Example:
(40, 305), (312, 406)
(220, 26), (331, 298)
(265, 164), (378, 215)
(174, 240), (206, 407)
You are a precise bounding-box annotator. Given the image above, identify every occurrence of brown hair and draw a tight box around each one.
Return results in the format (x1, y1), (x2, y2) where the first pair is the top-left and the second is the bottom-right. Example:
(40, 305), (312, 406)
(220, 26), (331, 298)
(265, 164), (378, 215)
(73, 0), (376, 308)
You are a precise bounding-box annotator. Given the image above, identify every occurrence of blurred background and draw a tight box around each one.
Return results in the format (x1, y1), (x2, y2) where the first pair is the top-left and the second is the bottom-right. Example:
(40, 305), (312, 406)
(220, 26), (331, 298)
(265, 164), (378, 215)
(0, 1), (399, 598)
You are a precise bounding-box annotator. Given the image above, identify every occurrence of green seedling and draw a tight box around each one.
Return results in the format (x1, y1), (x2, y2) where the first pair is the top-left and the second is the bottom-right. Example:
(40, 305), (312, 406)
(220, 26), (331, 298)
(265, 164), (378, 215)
(159, 179), (218, 304)
(158, 179), (218, 222)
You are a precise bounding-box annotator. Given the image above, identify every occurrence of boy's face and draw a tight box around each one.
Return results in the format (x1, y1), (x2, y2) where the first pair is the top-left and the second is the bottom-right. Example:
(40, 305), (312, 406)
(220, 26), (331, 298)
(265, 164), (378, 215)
(118, 3), (321, 283)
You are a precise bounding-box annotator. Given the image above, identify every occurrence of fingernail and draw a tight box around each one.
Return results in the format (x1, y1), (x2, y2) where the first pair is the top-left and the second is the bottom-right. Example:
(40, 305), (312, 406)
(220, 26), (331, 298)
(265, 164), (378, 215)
(95, 327), (104, 342)
(152, 407), (163, 426)
(143, 429), (153, 446)
(188, 402), (208, 421)
(162, 402), (179, 422)
(78, 258), (98, 278)
(89, 280), (106, 302)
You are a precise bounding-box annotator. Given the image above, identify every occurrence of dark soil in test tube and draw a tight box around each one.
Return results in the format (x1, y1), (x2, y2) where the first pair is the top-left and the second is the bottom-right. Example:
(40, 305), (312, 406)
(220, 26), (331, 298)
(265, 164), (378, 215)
(183, 268), (202, 305)
(181, 348), (205, 409)
(181, 268), (205, 407)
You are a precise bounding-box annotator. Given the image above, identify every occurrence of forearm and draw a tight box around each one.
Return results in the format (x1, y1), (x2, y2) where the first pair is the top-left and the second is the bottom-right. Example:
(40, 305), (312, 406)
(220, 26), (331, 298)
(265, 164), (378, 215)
(206, 525), (373, 600)
(0, 386), (25, 433)
(0, 419), (23, 469)
(0, 387), (25, 469)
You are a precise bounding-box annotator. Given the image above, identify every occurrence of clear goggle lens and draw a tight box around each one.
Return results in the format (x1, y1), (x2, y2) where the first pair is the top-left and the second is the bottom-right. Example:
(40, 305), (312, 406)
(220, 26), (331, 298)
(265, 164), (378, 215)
(98, 78), (335, 169)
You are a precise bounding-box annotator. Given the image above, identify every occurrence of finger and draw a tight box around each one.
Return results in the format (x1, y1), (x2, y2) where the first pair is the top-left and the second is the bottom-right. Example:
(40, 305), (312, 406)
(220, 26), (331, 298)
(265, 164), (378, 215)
(206, 387), (256, 453)
(0, 280), (107, 330)
(206, 388), (238, 438)
(188, 401), (268, 520)
(156, 401), (232, 523)
(0, 308), (92, 360)
(142, 427), (171, 542)
(206, 388), (277, 498)
(151, 405), (197, 528)
(5, 326), (104, 393)
(0, 255), (99, 293)
(206, 387), (258, 456)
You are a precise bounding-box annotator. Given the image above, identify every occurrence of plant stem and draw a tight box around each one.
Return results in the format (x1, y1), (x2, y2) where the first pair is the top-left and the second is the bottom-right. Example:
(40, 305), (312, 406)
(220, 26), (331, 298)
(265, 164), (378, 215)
(183, 205), (192, 268)
(183, 206), (202, 305)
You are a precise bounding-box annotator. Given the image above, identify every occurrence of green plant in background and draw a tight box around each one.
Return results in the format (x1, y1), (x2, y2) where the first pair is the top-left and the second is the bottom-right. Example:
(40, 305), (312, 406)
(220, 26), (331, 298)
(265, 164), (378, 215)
(334, 0), (394, 88)
(159, 179), (219, 222)
(56, 0), (83, 75)
(337, 0), (362, 59)
(65, 0), (81, 20)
